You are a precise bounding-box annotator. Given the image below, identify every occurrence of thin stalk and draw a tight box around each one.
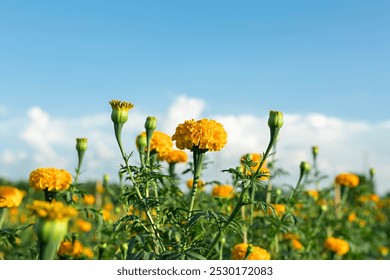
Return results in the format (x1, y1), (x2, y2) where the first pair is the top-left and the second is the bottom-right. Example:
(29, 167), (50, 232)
(114, 127), (165, 253)
(0, 208), (7, 229)
(187, 151), (205, 219)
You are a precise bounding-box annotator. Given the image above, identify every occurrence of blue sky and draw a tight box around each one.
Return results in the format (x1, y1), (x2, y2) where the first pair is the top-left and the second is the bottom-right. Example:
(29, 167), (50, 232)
(1, 1), (390, 193)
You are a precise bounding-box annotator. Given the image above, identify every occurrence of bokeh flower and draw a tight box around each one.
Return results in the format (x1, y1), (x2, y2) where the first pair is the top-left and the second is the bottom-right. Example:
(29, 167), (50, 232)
(172, 118), (227, 152)
(0, 186), (25, 208)
(212, 185), (234, 198)
(164, 149), (188, 164)
(58, 240), (84, 259)
(75, 219), (93, 232)
(335, 173), (359, 188)
(324, 237), (350, 256)
(137, 131), (173, 160)
(231, 243), (271, 260)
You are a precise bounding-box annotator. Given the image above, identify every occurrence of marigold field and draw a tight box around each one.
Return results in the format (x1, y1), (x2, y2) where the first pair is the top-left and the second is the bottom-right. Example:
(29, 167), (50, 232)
(0, 100), (389, 260)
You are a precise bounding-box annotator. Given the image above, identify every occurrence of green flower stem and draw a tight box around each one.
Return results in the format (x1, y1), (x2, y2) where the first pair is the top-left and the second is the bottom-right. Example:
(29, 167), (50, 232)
(0, 208), (7, 229)
(44, 189), (57, 202)
(187, 151), (205, 219)
(38, 240), (60, 260)
(205, 181), (250, 259)
(114, 126), (165, 253)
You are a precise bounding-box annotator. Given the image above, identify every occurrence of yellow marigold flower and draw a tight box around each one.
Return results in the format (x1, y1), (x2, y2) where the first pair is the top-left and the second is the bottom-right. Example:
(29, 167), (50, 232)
(231, 243), (271, 260)
(27, 200), (77, 221)
(291, 239), (304, 251)
(378, 246), (389, 257)
(29, 168), (72, 192)
(212, 185), (234, 198)
(83, 194), (95, 205)
(305, 189), (319, 201)
(58, 240), (84, 258)
(172, 118), (227, 152)
(0, 186), (25, 208)
(186, 179), (205, 191)
(83, 247), (94, 259)
(75, 219), (92, 232)
(324, 237), (350, 256)
(164, 149), (188, 164)
(137, 131), (173, 160)
(270, 204), (286, 216)
(109, 100), (134, 124)
(348, 212), (358, 223)
(335, 173), (359, 188)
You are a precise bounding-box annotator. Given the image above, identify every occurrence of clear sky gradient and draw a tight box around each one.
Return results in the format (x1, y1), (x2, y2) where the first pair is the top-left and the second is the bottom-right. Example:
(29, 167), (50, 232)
(1, 1), (390, 193)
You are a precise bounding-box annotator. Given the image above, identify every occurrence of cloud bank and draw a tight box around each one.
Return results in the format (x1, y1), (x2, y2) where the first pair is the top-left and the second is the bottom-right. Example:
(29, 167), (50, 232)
(0, 95), (389, 195)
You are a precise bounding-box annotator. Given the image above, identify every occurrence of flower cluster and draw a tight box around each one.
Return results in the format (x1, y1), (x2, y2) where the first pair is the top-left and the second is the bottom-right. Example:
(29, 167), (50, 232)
(58, 240), (84, 258)
(172, 118), (227, 152)
(27, 200), (77, 221)
(324, 237), (350, 255)
(212, 185), (234, 198)
(335, 173), (359, 188)
(29, 168), (73, 192)
(231, 243), (271, 260)
(0, 186), (25, 208)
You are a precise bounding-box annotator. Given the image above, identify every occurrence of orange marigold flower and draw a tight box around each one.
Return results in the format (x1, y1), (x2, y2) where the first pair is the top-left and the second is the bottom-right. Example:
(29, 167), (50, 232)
(348, 212), (358, 223)
(83, 247), (94, 259)
(83, 194), (95, 205)
(291, 239), (304, 251)
(0, 186), (25, 208)
(270, 204), (286, 216)
(231, 243), (271, 260)
(378, 246), (389, 257)
(324, 237), (350, 255)
(212, 185), (234, 198)
(27, 200), (77, 221)
(305, 189), (319, 201)
(75, 219), (92, 232)
(29, 168), (72, 192)
(172, 118), (227, 152)
(137, 131), (173, 160)
(164, 149), (188, 164)
(335, 173), (359, 188)
(58, 240), (84, 258)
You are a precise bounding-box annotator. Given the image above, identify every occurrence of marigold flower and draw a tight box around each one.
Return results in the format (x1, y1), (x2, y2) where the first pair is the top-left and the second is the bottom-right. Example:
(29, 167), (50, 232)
(27, 200), (77, 221)
(212, 185), (234, 198)
(137, 131), (173, 160)
(83, 194), (96, 205)
(0, 186), (25, 208)
(75, 219), (92, 232)
(29, 168), (72, 192)
(231, 243), (271, 260)
(164, 149), (188, 164)
(58, 240), (84, 258)
(109, 100), (134, 124)
(348, 212), (358, 223)
(324, 237), (350, 255)
(378, 246), (389, 257)
(291, 239), (304, 251)
(305, 190), (319, 201)
(270, 204), (286, 216)
(335, 173), (359, 188)
(172, 118), (227, 152)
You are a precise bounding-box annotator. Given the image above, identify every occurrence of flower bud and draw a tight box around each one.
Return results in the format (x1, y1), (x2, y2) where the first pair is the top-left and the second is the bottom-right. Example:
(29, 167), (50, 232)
(109, 100), (134, 124)
(300, 161), (311, 175)
(145, 116), (157, 131)
(369, 168), (375, 177)
(312, 146), (319, 157)
(136, 133), (147, 152)
(268, 110), (284, 129)
(76, 138), (88, 153)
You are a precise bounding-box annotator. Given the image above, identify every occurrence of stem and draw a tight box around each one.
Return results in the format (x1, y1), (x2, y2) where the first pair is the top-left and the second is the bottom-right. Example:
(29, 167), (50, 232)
(44, 189), (57, 202)
(187, 151), (205, 219)
(0, 208), (7, 229)
(113, 125), (165, 253)
(38, 241), (60, 260)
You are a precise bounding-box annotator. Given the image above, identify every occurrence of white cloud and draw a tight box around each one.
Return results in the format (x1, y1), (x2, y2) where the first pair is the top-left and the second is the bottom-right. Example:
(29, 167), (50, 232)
(0, 96), (389, 195)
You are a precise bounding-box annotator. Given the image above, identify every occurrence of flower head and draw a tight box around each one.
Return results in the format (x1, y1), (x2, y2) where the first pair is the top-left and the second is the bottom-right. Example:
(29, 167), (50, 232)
(109, 100), (134, 124)
(231, 243), (271, 260)
(212, 185), (234, 198)
(137, 131), (173, 160)
(0, 186), (25, 208)
(58, 240), (84, 259)
(29, 168), (72, 192)
(172, 118), (227, 152)
(75, 219), (93, 232)
(324, 237), (350, 255)
(164, 149), (188, 164)
(27, 200), (77, 221)
(335, 173), (359, 188)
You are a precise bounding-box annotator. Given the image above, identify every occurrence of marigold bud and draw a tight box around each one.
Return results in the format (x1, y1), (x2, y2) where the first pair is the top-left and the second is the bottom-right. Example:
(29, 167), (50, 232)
(76, 138), (88, 153)
(109, 100), (134, 124)
(300, 161), (311, 175)
(145, 116), (157, 131)
(136, 133), (147, 152)
(268, 110), (284, 129)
